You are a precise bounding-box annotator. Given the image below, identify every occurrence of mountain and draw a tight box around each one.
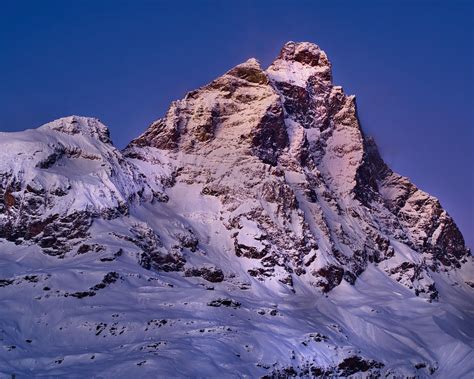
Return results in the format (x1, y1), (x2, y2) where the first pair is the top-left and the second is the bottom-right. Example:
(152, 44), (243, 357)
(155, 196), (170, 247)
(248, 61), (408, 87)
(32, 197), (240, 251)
(0, 42), (472, 378)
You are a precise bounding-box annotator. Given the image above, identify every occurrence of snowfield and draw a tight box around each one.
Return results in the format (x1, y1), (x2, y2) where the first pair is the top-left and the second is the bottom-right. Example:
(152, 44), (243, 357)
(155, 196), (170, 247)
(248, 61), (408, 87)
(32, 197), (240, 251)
(1, 234), (472, 378)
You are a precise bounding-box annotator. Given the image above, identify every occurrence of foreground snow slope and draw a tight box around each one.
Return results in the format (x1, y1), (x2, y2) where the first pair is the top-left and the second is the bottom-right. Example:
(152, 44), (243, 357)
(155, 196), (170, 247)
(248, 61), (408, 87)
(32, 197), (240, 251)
(0, 42), (472, 378)
(1, 237), (472, 378)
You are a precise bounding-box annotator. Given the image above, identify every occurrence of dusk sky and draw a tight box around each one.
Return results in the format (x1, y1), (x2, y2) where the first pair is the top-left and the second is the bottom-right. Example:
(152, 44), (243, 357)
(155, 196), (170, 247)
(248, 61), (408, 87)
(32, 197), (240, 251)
(1, 1), (472, 246)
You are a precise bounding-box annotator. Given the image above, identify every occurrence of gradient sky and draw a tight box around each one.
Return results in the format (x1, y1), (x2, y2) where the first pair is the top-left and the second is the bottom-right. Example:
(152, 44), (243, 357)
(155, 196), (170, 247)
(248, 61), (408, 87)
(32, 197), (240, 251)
(0, 1), (472, 246)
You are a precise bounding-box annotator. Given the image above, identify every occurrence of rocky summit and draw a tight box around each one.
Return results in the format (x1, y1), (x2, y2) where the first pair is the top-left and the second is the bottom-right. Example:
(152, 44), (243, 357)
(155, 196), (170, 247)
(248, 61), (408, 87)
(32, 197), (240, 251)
(0, 42), (472, 378)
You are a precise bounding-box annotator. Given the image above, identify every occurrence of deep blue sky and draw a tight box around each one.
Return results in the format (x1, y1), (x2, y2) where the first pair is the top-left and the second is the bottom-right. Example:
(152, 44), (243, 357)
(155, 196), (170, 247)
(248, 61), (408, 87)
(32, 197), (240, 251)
(0, 1), (472, 246)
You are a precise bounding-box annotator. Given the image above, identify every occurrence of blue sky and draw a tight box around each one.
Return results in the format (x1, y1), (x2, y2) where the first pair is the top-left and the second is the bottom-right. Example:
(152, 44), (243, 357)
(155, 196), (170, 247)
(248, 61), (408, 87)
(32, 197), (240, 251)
(0, 0), (472, 246)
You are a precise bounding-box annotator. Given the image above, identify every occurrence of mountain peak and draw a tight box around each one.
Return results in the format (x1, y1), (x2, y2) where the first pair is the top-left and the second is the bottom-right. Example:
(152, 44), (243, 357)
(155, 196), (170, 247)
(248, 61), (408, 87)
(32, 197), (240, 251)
(39, 115), (112, 144)
(267, 41), (332, 86)
(277, 41), (325, 65)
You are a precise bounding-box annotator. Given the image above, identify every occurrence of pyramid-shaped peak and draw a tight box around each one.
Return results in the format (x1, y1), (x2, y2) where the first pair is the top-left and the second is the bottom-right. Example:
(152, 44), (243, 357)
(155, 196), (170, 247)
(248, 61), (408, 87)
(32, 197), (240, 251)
(274, 41), (331, 68)
(267, 41), (332, 86)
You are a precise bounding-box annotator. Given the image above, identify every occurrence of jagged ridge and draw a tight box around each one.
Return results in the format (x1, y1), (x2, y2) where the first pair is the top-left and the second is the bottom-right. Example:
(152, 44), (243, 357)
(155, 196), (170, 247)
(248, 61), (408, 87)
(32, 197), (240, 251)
(127, 41), (470, 298)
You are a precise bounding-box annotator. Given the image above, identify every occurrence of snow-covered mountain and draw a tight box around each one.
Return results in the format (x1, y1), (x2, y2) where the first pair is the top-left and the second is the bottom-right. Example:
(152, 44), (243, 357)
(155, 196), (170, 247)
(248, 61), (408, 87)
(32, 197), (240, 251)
(1, 41), (472, 378)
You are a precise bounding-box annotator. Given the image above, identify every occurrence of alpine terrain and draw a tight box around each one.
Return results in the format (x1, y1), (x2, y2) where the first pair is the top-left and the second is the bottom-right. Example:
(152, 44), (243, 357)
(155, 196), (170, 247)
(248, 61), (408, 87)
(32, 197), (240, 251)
(0, 42), (472, 378)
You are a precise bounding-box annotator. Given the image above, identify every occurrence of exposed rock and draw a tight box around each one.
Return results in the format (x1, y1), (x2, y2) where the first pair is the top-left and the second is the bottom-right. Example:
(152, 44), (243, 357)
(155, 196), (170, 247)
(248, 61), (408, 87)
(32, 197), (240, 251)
(337, 355), (385, 376)
(68, 272), (119, 299)
(312, 265), (344, 292)
(185, 266), (224, 283)
(207, 298), (241, 308)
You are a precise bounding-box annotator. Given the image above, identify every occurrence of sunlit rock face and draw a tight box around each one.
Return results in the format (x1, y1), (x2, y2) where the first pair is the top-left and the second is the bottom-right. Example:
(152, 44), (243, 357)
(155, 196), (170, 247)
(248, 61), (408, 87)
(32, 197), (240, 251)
(0, 42), (472, 378)
(128, 41), (470, 297)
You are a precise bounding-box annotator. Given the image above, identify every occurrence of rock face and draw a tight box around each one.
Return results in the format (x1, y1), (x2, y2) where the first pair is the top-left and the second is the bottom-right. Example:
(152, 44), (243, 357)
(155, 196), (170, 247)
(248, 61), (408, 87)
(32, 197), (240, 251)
(127, 41), (470, 299)
(0, 42), (472, 378)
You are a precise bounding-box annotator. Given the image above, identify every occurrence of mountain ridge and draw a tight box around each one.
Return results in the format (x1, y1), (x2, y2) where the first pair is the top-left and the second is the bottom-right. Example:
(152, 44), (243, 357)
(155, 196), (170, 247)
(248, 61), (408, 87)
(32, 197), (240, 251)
(0, 41), (472, 378)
